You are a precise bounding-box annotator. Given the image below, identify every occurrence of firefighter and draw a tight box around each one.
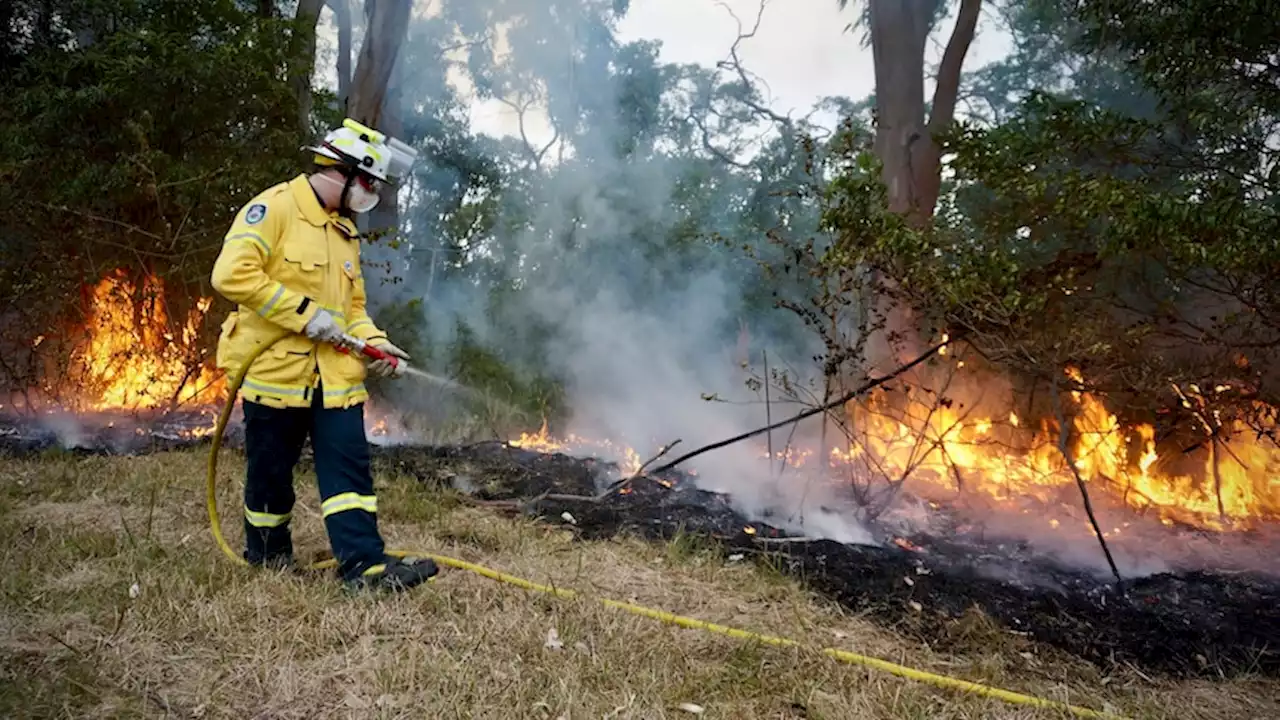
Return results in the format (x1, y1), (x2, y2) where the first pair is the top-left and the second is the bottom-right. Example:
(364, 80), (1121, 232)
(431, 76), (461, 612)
(210, 119), (437, 592)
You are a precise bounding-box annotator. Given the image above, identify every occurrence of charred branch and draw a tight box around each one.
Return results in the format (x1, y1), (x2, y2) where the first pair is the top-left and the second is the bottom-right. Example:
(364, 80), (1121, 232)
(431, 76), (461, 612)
(763, 349), (774, 469)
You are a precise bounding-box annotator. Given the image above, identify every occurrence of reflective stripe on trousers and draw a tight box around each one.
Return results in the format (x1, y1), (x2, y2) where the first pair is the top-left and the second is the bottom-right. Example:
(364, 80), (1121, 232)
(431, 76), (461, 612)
(242, 382), (385, 577)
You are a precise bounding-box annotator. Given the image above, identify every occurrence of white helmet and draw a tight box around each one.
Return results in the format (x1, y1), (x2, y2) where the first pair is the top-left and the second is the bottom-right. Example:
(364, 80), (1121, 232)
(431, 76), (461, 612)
(305, 118), (418, 183)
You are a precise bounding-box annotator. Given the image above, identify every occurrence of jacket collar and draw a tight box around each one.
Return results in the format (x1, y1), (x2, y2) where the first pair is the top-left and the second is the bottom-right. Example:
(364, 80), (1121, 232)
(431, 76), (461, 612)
(288, 174), (359, 238)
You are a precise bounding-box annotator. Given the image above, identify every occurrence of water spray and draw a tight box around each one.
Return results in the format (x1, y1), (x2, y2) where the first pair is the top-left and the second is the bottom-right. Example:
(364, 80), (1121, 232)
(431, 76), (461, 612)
(338, 333), (441, 385)
(335, 334), (513, 408)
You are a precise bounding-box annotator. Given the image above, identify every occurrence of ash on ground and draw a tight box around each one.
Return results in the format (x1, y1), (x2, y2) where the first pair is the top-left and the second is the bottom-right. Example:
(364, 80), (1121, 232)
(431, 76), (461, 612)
(0, 410), (232, 456)
(373, 441), (1280, 679)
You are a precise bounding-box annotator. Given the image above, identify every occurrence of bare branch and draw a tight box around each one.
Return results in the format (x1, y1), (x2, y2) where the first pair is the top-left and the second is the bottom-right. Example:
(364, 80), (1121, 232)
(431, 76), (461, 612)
(1052, 373), (1124, 587)
(648, 336), (954, 476)
(20, 201), (164, 241)
(689, 111), (750, 168)
(715, 0), (792, 128)
(496, 94), (559, 170)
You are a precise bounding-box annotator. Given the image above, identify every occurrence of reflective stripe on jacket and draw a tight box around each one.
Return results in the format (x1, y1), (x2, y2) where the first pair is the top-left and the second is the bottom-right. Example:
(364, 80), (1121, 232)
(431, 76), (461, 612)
(211, 175), (388, 409)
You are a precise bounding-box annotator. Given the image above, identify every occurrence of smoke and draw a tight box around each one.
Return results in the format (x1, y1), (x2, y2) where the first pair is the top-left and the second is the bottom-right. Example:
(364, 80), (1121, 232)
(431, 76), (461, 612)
(348, 3), (1276, 574)
(349, 1), (880, 543)
(39, 411), (87, 449)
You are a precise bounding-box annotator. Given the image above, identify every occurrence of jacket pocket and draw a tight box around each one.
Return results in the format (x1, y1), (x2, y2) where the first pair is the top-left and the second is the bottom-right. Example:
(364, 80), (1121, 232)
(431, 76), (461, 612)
(279, 237), (329, 295)
(266, 334), (316, 375)
(215, 311), (241, 371)
(243, 336), (315, 399)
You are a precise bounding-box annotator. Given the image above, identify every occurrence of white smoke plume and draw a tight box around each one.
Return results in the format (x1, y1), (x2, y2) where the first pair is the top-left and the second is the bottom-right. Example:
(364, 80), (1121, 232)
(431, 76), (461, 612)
(344, 1), (872, 543)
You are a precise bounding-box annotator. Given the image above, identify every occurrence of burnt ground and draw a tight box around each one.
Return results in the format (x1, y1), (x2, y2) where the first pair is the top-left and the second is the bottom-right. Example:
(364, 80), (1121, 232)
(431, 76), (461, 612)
(371, 441), (1280, 680)
(0, 411), (231, 456)
(3, 423), (1277, 680)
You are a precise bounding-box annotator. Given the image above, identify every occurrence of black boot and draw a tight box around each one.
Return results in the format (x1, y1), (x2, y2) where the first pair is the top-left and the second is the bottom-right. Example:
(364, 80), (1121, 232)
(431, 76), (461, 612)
(244, 550), (298, 573)
(345, 557), (439, 593)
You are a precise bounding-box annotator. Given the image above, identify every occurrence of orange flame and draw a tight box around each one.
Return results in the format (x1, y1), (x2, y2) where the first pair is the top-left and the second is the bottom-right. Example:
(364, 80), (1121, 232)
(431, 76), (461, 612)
(496, 349), (1275, 536)
(828, 364), (1278, 531)
(511, 419), (643, 475)
(72, 271), (224, 412)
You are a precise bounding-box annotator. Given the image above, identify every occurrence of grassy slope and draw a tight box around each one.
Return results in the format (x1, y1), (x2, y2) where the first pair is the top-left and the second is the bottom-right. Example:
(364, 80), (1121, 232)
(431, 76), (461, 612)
(0, 449), (1275, 719)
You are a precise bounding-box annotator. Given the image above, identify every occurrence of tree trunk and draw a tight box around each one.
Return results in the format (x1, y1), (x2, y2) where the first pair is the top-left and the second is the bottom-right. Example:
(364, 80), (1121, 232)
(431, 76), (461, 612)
(290, 0), (326, 138)
(331, 0), (354, 113)
(349, 0), (412, 129)
(860, 0), (982, 373)
(869, 0), (931, 220)
(869, 0), (981, 225)
(363, 48), (404, 240)
(350, 0), (411, 260)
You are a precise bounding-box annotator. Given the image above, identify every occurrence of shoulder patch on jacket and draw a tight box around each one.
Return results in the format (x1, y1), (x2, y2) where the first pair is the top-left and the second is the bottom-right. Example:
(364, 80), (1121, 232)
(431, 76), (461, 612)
(245, 204), (268, 225)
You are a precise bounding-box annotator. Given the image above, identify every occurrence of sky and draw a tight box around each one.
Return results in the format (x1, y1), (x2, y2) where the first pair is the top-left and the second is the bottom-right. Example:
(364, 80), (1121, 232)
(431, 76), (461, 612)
(311, 1), (1016, 152)
(466, 0), (1015, 143)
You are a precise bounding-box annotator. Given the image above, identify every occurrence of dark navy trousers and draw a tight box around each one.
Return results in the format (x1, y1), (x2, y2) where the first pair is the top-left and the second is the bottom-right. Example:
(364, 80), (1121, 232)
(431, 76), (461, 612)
(242, 386), (385, 580)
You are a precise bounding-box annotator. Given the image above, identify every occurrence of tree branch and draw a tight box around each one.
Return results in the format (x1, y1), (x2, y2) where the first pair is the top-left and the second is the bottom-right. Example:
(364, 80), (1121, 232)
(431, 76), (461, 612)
(926, 0), (982, 135)
(715, 0), (792, 128)
(647, 336), (953, 476)
(496, 94), (559, 170)
(1052, 373), (1124, 588)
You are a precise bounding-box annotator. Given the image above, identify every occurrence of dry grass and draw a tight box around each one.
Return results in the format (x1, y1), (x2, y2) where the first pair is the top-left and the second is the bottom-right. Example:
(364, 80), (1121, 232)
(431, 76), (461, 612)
(0, 448), (1275, 719)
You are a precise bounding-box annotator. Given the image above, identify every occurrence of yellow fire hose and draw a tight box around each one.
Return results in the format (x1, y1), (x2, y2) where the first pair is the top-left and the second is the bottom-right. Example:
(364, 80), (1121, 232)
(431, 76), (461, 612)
(206, 334), (1126, 720)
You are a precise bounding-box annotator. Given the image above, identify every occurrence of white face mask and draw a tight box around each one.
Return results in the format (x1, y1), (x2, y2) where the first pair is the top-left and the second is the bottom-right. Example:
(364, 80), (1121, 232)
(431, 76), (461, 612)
(316, 173), (381, 214)
(346, 183), (380, 213)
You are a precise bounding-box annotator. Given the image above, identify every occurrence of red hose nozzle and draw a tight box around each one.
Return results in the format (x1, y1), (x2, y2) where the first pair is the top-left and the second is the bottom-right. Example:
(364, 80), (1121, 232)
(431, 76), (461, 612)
(337, 333), (400, 368)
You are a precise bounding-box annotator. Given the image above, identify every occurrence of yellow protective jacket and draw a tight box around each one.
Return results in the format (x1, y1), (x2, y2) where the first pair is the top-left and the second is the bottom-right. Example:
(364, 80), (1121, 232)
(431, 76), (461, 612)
(211, 174), (388, 409)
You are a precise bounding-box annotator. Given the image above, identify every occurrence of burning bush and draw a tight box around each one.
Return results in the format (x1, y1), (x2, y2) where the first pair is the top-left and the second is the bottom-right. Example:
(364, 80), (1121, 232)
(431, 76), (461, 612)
(1, 269), (223, 416)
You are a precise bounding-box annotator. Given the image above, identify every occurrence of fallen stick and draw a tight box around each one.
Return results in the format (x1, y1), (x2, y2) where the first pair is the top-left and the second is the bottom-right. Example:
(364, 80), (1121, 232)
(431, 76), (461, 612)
(596, 437), (683, 497)
(646, 338), (954, 477)
(635, 437), (684, 476)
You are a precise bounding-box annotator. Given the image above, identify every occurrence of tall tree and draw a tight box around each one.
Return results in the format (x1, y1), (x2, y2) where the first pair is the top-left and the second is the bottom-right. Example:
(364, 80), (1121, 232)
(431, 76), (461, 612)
(350, 0), (412, 259)
(841, 0), (983, 225)
(290, 0), (327, 136)
(330, 0), (354, 112)
(349, 0), (411, 128)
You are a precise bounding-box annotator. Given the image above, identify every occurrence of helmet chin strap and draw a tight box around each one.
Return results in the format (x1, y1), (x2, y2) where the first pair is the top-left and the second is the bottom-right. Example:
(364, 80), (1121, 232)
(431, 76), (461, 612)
(337, 171), (358, 218)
